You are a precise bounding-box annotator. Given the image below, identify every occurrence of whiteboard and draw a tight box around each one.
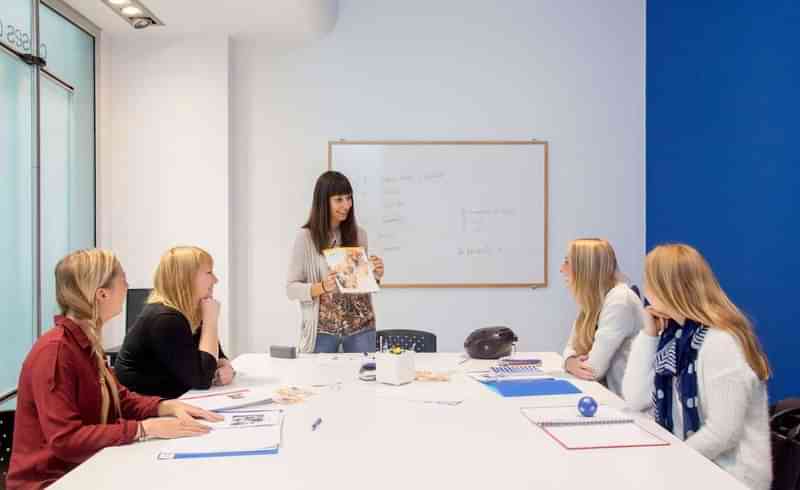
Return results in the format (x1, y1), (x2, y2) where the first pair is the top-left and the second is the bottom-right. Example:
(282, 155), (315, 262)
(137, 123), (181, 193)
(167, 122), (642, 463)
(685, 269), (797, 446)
(329, 141), (548, 288)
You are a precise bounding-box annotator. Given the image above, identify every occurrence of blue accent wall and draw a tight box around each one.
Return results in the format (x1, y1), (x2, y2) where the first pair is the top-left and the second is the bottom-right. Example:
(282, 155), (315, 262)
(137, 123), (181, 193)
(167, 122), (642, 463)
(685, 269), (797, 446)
(647, 1), (800, 402)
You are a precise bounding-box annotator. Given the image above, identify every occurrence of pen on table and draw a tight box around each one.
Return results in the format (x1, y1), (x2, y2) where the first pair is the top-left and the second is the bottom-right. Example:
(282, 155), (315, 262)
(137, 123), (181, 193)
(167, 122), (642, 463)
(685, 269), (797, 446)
(311, 417), (322, 431)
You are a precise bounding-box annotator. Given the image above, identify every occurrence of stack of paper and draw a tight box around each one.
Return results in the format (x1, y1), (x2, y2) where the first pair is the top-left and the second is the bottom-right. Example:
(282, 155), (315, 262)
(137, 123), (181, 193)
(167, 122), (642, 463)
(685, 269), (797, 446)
(157, 409), (284, 460)
(179, 388), (274, 412)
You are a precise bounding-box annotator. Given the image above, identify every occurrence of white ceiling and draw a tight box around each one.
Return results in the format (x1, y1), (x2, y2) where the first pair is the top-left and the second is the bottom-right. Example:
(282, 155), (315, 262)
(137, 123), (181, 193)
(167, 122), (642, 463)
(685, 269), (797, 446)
(62, 0), (338, 40)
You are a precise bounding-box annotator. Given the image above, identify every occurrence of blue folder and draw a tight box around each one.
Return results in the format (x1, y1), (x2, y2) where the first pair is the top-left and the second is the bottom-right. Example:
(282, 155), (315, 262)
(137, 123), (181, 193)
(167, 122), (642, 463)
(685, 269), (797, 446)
(482, 378), (582, 397)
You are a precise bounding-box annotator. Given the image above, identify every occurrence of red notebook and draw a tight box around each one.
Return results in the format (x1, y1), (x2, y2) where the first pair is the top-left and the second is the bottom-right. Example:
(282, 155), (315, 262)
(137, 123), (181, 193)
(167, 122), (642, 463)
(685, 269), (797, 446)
(520, 405), (670, 450)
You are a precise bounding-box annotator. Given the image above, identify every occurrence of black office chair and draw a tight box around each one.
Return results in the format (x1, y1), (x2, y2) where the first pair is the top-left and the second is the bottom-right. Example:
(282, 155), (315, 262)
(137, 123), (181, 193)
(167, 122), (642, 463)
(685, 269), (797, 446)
(376, 329), (437, 353)
(125, 288), (152, 333)
(106, 288), (152, 367)
(1, 389), (17, 490)
(770, 398), (800, 490)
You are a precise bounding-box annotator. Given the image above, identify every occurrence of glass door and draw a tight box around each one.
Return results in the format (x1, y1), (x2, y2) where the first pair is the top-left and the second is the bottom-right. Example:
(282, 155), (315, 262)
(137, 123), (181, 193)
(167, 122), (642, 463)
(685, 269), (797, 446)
(0, 0), (36, 399)
(0, 1), (97, 400)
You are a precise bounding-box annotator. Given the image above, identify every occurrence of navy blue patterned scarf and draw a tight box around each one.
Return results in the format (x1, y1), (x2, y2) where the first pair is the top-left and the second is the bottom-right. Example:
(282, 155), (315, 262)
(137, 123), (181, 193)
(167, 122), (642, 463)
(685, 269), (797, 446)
(653, 318), (708, 438)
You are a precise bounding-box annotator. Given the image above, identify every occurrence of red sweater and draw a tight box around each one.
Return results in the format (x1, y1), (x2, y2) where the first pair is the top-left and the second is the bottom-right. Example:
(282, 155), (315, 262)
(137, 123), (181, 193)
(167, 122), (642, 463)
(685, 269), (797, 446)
(7, 316), (162, 489)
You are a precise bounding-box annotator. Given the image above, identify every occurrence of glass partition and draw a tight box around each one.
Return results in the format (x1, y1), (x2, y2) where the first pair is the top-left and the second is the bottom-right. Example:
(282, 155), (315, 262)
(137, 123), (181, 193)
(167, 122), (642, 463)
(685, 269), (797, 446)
(0, 1), (97, 395)
(0, 0), (35, 400)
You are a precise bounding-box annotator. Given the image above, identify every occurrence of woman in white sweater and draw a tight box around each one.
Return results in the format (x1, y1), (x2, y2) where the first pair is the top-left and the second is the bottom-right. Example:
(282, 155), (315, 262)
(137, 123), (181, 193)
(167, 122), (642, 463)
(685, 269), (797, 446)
(561, 238), (645, 397)
(623, 243), (771, 490)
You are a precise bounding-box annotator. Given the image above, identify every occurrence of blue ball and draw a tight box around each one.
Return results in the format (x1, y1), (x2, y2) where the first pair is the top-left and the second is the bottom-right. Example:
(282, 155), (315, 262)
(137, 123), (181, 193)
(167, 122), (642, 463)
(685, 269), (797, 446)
(577, 396), (598, 417)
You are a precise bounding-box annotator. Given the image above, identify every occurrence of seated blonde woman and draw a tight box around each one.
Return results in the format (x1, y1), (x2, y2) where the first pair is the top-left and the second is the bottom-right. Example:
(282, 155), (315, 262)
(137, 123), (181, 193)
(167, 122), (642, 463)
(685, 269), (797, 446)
(623, 244), (771, 489)
(560, 238), (646, 397)
(115, 246), (234, 399)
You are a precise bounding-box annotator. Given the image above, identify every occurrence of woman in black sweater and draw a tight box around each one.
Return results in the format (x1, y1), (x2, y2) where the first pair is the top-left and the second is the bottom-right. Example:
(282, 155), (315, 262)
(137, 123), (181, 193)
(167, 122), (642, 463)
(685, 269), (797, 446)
(115, 246), (234, 398)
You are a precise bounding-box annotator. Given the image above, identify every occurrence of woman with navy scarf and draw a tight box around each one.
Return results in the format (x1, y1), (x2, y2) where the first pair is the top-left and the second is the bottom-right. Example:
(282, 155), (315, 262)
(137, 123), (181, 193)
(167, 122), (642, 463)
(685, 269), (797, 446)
(623, 244), (772, 490)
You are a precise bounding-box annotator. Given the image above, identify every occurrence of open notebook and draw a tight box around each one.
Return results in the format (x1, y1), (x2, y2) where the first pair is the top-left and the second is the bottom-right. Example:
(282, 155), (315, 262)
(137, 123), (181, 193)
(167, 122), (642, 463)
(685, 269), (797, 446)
(521, 405), (670, 450)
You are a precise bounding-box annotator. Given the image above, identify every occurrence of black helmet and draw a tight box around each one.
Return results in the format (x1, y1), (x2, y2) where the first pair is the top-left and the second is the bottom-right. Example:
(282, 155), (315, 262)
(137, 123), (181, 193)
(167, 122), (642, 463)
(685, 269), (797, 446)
(464, 326), (518, 359)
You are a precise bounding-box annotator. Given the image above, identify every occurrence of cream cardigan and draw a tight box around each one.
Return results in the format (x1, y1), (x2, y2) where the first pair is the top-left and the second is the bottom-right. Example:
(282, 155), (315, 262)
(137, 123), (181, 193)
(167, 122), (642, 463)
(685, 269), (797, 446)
(286, 226), (369, 352)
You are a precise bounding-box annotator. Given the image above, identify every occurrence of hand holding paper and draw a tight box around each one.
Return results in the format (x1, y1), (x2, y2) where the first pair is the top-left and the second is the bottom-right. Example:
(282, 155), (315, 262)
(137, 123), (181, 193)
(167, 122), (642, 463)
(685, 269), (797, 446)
(369, 255), (384, 281)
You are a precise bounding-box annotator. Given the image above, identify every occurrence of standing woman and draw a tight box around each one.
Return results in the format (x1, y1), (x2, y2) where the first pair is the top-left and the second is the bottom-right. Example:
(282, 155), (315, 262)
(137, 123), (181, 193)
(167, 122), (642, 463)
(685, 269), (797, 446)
(623, 244), (771, 490)
(560, 238), (646, 396)
(8, 250), (219, 490)
(115, 246), (235, 399)
(287, 171), (385, 353)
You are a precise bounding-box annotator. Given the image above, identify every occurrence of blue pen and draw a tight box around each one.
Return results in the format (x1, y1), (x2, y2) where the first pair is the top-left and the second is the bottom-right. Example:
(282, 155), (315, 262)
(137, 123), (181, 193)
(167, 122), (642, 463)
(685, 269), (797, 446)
(311, 417), (322, 431)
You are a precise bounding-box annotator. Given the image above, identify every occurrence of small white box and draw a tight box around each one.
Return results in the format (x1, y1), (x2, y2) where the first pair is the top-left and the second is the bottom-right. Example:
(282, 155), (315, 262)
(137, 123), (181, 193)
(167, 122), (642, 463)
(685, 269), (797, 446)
(376, 351), (416, 385)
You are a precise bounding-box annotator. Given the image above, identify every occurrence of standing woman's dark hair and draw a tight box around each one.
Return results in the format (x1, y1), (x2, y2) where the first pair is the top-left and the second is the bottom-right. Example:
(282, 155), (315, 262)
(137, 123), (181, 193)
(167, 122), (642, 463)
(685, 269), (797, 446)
(304, 171), (359, 253)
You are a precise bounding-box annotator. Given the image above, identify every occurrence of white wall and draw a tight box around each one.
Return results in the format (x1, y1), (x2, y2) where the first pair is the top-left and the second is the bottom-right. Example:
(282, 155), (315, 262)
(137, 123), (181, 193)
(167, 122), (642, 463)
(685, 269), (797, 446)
(229, 0), (645, 355)
(99, 36), (231, 348)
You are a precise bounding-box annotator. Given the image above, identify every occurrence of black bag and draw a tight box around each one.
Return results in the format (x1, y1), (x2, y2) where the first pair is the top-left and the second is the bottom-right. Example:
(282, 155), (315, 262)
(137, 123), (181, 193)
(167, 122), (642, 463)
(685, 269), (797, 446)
(771, 398), (800, 490)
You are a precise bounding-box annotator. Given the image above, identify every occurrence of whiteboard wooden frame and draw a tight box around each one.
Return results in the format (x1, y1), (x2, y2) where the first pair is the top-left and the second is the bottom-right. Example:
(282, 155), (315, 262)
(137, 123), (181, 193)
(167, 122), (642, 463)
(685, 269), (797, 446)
(328, 140), (549, 289)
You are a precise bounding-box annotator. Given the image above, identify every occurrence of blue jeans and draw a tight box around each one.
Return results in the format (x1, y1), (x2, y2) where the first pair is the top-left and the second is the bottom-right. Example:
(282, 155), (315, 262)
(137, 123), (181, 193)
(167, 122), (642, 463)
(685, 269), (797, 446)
(314, 329), (376, 353)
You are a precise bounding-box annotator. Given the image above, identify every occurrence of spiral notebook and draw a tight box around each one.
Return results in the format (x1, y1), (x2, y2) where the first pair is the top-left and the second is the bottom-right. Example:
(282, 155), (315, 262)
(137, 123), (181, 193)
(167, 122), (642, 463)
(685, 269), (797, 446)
(520, 405), (670, 450)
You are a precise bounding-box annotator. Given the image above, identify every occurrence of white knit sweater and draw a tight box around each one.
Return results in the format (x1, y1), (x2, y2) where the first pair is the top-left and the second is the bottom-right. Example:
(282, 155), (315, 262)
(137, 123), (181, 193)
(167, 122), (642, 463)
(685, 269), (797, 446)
(623, 328), (772, 490)
(562, 283), (645, 397)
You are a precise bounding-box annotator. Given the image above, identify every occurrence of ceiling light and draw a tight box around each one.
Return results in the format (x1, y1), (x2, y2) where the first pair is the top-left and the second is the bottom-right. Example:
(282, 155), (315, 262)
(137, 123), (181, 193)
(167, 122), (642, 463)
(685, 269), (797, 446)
(131, 17), (153, 29)
(121, 5), (142, 16)
(101, 0), (164, 29)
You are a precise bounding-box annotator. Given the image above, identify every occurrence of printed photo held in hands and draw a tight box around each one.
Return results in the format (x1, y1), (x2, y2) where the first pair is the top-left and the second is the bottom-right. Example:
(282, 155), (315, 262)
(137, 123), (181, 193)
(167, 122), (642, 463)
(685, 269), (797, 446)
(323, 246), (380, 294)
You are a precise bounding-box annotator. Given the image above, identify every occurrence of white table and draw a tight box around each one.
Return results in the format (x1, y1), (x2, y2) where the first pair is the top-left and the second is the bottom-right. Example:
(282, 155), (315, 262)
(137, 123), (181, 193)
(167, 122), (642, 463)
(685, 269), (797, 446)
(52, 353), (746, 489)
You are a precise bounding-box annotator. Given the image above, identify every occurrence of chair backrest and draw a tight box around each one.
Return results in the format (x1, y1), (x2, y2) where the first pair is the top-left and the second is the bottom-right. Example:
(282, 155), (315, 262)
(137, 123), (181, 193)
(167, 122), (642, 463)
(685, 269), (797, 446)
(1, 389), (17, 489)
(105, 288), (151, 369)
(126, 288), (151, 333)
(771, 398), (800, 490)
(376, 329), (437, 353)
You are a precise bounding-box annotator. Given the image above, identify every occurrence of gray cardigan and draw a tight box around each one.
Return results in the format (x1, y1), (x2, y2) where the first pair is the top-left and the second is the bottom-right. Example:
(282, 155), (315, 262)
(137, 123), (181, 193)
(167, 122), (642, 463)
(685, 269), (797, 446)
(286, 226), (370, 353)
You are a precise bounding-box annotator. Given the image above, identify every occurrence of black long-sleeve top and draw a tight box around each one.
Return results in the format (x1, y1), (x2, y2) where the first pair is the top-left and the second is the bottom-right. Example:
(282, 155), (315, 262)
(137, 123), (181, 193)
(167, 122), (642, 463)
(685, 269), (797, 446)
(114, 303), (226, 399)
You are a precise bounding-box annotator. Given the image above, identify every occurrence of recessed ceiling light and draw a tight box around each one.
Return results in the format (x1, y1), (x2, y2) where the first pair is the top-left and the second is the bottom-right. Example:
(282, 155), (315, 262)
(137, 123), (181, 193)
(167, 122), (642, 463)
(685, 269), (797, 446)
(131, 17), (153, 29)
(101, 0), (164, 30)
(121, 5), (142, 16)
